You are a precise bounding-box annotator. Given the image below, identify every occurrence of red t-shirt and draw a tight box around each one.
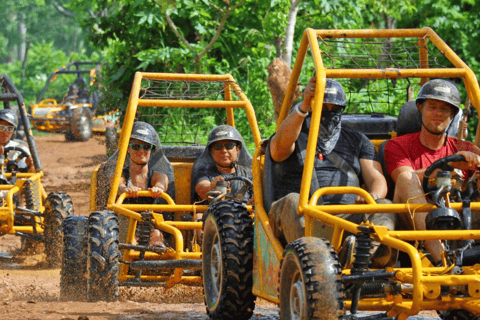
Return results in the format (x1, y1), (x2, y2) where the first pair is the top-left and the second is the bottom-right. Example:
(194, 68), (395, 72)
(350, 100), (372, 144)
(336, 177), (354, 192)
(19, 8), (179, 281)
(385, 132), (480, 175)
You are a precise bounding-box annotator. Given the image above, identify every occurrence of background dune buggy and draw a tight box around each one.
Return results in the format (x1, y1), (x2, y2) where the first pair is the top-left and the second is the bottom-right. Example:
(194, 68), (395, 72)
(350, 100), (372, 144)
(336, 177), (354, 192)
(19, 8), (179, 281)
(29, 61), (120, 143)
(0, 74), (74, 267)
(59, 72), (262, 302)
(201, 28), (480, 320)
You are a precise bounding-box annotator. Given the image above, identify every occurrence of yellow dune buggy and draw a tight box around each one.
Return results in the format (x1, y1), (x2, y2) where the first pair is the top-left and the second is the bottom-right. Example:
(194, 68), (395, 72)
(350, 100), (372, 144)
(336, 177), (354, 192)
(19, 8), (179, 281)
(0, 75), (74, 267)
(59, 72), (261, 301)
(201, 28), (480, 320)
(29, 61), (120, 142)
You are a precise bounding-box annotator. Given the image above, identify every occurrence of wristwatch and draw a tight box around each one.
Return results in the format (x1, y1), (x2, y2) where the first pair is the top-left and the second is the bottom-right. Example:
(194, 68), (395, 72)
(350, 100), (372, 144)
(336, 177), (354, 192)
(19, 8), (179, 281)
(295, 104), (309, 117)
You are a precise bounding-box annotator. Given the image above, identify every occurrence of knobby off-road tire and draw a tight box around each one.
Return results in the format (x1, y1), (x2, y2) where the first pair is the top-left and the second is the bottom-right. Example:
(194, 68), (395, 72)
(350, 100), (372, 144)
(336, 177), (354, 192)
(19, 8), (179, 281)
(279, 237), (345, 320)
(44, 192), (74, 268)
(105, 126), (118, 156)
(202, 200), (255, 320)
(439, 309), (479, 320)
(60, 215), (88, 301)
(67, 107), (93, 142)
(87, 210), (120, 302)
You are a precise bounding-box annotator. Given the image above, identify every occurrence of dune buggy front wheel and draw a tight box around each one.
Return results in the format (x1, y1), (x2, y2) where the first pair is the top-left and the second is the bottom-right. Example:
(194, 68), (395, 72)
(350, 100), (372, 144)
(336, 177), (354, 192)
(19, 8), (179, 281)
(44, 192), (74, 268)
(202, 200), (255, 320)
(60, 215), (88, 301)
(66, 107), (93, 142)
(279, 237), (345, 320)
(87, 210), (120, 302)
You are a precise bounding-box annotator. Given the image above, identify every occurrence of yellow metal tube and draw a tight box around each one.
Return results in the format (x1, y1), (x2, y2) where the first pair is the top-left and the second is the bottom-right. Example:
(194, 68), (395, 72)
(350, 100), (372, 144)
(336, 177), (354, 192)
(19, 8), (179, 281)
(107, 72), (142, 205)
(326, 68), (466, 79)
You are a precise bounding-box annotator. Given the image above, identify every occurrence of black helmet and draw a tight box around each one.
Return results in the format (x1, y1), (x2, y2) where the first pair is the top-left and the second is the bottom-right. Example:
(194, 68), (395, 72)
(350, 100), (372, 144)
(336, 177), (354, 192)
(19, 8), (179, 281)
(0, 109), (18, 128)
(323, 79), (346, 107)
(207, 125), (242, 149)
(416, 79), (461, 115)
(130, 121), (158, 151)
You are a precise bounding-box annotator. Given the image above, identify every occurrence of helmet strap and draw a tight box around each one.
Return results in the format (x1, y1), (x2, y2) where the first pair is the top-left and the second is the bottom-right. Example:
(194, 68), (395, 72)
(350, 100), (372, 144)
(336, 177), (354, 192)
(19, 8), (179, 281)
(216, 160), (237, 169)
(131, 159), (148, 167)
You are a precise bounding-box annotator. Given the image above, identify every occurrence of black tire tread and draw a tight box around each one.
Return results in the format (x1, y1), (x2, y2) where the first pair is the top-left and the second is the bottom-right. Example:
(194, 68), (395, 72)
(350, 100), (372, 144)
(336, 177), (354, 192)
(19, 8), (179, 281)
(70, 107), (92, 142)
(203, 200), (255, 320)
(60, 215), (88, 301)
(279, 237), (345, 320)
(87, 210), (120, 302)
(44, 192), (74, 268)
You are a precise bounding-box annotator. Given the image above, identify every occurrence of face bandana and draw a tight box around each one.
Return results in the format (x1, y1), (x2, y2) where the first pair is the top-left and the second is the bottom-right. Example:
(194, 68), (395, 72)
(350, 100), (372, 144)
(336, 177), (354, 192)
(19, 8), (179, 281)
(316, 110), (342, 155)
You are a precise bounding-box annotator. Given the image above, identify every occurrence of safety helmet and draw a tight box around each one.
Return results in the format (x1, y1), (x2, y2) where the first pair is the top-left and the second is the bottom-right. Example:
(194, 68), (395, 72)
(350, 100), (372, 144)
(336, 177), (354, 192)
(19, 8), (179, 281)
(0, 109), (18, 128)
(323, 79), (347, 107)
(207, 125), (242, 149)
(416, 79), (461, 115)
(130, 121), (158, 151)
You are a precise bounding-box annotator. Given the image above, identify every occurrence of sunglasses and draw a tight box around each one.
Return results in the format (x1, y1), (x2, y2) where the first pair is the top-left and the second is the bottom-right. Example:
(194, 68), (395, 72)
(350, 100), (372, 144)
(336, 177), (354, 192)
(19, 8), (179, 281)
(322, 105), (345, 113)
(129, 143), (153, 151)
(211, 142), (237, 151)
(0, 124), (15, 132)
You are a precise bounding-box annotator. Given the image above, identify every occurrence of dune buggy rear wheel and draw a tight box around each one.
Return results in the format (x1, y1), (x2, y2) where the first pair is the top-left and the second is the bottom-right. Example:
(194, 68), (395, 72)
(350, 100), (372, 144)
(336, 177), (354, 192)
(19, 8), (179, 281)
(202, 200), (255, 320)
(67, 107), (93, 142)
(60, 215), (88, 301)
(279, 237), (344, 320)
(87, 210), (120, 302)
(44, 192), (74, 268)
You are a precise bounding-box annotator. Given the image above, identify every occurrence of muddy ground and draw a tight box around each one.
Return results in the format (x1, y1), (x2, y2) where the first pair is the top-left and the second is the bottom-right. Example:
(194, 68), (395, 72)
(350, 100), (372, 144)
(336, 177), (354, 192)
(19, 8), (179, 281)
(0, 134), (439, 320)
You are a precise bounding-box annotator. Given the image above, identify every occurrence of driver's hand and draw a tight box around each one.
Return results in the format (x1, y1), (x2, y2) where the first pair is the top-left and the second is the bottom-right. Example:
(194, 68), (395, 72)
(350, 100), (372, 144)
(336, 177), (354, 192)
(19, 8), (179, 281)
(26, 156), (34, 168)
(211, 176), (227, 190)
(149, 186), (165, 198)
(126, 186), (141, 198)
(450, 151), (480, 170)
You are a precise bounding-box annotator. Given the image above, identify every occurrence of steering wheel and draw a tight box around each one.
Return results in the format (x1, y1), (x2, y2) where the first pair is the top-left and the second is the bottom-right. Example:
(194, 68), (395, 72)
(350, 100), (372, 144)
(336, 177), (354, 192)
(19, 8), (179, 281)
(4, 146), (31, 173)
(422, 154), (466, 195)
(207, 175), (253, 203)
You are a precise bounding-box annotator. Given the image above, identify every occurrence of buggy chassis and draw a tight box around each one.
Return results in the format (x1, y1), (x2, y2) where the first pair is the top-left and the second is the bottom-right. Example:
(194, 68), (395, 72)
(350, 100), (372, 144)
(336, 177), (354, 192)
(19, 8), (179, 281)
(0, 75), (72, 267)
(68, 72), (261, 301)
(29, 61), (116, 141)
(248, 28), (480, 320)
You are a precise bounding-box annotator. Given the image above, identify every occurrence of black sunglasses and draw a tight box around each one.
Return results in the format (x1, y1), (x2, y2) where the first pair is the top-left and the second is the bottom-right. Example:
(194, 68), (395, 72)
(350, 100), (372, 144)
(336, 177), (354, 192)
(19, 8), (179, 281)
(129, 143), (153, 151)
(211, 141), (237, 151)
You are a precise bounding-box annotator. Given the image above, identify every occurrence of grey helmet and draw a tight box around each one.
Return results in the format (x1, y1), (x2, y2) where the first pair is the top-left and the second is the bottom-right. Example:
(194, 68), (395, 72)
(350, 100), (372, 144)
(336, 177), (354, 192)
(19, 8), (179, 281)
(323, 79), (347, 108)
(416, 79), (461, 115)
(207, 125), (242, 149)
(0, 109), (18, 128)
(130, 121), (158, 151)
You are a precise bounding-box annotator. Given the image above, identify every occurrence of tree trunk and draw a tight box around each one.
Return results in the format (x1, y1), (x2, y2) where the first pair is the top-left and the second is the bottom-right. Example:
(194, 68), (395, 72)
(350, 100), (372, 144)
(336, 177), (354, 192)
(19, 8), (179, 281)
(267, 58), (302, 120)
(18, 13), (27, 62)
(282, 0), (302, 66)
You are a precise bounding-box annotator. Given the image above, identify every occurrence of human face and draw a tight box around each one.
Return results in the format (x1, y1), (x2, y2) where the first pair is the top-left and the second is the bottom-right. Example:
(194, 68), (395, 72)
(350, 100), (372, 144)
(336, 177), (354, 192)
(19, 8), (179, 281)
(210, 139), (239, 168)
(323, 103), (344, 113)
(419, 99), (455, 134)
(128, 138), (152, 165)
(0, 119), (15, 145)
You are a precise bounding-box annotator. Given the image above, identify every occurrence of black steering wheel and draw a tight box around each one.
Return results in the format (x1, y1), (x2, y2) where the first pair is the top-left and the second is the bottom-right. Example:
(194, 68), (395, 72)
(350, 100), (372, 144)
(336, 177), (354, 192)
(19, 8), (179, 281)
(208, 175), (253, 203)
(224, 175), (254, 202)
(4, 146), (31, 173)
(422, 154), (466, 195)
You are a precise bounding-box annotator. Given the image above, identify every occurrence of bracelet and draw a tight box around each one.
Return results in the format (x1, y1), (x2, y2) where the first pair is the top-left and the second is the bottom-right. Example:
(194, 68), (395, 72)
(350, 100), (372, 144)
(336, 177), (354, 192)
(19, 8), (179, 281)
(370, 193), (380, 200)
(295, 104), (309, 117)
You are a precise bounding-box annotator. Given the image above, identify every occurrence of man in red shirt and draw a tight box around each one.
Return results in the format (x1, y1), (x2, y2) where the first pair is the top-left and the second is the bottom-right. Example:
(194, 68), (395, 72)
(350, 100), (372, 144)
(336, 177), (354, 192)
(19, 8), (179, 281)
(385, 79), (480, 264)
